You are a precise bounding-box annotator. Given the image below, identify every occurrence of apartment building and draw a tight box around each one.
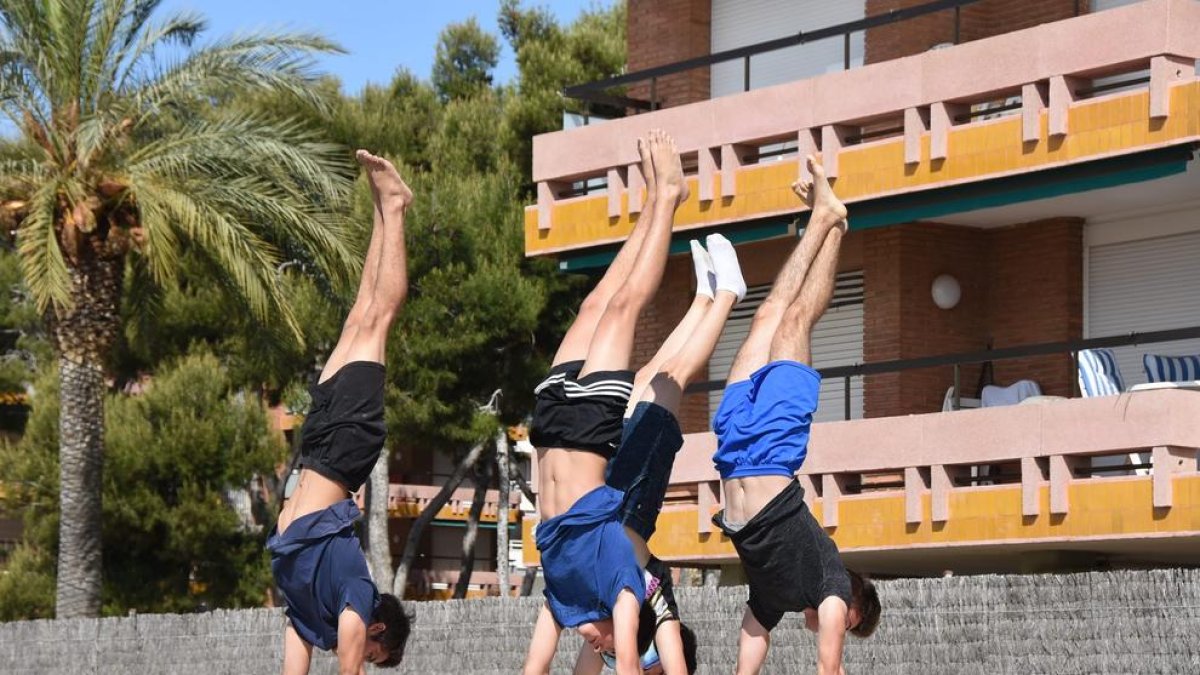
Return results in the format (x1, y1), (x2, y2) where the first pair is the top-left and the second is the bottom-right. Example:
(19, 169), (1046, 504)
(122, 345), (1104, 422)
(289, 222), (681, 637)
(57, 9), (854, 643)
(523, 0), (1200, 578)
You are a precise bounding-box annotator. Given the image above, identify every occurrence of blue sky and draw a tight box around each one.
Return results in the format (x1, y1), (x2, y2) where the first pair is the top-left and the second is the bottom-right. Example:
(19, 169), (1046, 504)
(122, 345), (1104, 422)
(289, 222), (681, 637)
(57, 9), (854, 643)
(159, 0), (617, 93)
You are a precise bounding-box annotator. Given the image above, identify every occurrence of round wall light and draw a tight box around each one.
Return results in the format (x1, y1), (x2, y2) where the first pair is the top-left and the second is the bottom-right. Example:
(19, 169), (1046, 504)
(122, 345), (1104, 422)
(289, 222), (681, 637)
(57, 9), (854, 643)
(931, 274), (961, 310)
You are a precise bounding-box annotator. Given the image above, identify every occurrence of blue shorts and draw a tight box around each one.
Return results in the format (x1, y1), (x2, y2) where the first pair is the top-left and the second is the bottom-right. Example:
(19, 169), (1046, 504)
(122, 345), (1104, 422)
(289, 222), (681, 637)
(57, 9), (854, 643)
(605, 402), (683, 542)
(712, 360), (820, 480)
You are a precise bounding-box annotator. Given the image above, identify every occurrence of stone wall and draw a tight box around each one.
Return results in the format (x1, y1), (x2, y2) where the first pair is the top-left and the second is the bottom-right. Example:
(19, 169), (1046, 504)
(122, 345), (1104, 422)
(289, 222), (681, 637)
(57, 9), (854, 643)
(2, 568), (1198, 673)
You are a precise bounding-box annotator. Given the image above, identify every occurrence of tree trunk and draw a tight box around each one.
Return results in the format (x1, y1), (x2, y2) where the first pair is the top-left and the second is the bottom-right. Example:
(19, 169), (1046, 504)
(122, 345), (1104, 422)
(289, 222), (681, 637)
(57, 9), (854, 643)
(365, 449), (394, 594)
(56, 358), (106, 617)
(494, 429), (512, 599)
(452, 457), (492, 600)
(392, 439), (488, 598)
(54, 255), (123, 618)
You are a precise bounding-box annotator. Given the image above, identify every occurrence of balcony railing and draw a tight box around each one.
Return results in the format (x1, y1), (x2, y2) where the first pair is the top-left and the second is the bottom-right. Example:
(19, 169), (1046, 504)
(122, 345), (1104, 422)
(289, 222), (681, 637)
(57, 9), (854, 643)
(565, 0), (995, 113)
(668, 386), (1200, 538)
(527, 0), (1200, 248)
(388, 483), (522, 521)
(688, 326), (1200, 421)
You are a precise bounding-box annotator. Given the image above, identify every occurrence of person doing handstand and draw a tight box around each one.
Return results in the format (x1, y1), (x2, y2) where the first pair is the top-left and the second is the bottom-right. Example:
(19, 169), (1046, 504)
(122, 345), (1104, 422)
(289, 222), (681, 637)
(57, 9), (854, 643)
(523, 130), (745, 675)
(712, 156), (882, 675)
(268, 151), (413, 674)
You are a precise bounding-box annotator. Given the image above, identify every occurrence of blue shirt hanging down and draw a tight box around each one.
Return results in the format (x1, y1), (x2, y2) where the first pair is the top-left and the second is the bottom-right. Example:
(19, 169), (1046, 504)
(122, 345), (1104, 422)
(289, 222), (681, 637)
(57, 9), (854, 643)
(266, 499), (379, 650)
(536, 485), (646, 628)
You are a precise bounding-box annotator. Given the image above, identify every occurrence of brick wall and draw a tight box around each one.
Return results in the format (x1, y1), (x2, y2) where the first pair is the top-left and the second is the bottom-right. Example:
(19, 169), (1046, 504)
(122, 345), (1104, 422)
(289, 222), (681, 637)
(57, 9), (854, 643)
(863, 223), (989, 417)
(627, 0), (712, 108)
(863, 219), (1083, 418)
(985, 218), (1084, 397)
(864, 0), (1088, 64)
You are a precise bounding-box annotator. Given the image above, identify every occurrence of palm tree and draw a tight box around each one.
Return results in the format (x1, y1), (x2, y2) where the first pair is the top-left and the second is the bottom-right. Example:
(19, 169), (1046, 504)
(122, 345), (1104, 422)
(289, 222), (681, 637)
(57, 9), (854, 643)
(0, 0), (358, 617)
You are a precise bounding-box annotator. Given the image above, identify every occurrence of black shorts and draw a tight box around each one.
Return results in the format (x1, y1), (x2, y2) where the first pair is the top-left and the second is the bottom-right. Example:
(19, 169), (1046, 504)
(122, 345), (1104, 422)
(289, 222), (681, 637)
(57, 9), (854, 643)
(529, 360), (634, 458)
(299, 361), (387, 493)
(606, 402), (684, 542)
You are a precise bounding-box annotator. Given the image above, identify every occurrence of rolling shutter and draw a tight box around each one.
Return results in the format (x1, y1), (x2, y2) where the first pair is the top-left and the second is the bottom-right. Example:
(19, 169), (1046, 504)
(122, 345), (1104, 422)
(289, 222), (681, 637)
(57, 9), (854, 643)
(710, 0), (867, 99)
(708, 271), (865, 424)
(1087, 229), (1200, 387)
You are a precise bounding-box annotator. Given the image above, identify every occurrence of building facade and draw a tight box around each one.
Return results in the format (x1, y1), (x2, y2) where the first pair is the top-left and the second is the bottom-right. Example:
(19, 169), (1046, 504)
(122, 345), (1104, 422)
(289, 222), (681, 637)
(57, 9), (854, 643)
(523, 0), (1200, 578)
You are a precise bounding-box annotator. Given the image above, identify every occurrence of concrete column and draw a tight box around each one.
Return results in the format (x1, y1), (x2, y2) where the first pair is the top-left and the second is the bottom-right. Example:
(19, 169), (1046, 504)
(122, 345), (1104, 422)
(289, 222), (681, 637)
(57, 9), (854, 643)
(904, 107), (929, 166)
(1152, 445), (1199, 509)
(1150, 55), (1195, 119)
(606, 167), (626, 219)
(1021, 82), (1048, 143)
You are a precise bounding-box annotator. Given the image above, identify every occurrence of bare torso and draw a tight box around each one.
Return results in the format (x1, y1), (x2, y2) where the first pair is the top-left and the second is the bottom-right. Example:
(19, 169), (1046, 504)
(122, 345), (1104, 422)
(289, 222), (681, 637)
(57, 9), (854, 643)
(721, 474), (795, 526)
(536, 447), (608, 522)
(276, 468), (350, 535)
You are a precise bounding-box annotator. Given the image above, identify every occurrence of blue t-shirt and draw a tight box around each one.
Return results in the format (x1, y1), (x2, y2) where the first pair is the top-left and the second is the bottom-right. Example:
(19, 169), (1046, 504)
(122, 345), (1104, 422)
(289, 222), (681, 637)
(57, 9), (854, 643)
(535, 485), (645, 628)
(267, 499), (379, 650)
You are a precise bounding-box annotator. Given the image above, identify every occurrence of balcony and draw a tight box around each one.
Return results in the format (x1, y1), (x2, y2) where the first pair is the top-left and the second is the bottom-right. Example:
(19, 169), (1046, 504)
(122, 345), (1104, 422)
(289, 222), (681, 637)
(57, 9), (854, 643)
(525, 0), (1200, 261)
(388, 483), (522, 524)
(523, 387), (1200, 575)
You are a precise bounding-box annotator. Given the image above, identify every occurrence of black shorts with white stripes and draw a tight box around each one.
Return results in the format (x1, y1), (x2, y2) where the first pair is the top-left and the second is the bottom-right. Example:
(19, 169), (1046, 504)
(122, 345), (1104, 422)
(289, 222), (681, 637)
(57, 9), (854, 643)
(529, 360), (634, 458)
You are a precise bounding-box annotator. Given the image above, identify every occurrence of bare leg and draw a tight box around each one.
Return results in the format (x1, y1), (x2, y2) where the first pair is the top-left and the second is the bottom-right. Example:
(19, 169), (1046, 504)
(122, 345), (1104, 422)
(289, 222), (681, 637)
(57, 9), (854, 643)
(551, 136), (660, 367)
(318, 150), (412, 382)
(726, 155), (846, 383)
(637, 290), (738, 416)
(769, 224), (845, 365)
(578, 130), (689, 377)
(627, 294), (712, 413)
(320, 185), (386, 377)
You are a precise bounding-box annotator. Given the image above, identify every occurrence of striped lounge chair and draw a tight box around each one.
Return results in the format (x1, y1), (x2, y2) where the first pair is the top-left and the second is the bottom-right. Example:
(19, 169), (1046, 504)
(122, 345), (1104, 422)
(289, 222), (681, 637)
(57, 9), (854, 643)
(1076, 348), (1125, 397)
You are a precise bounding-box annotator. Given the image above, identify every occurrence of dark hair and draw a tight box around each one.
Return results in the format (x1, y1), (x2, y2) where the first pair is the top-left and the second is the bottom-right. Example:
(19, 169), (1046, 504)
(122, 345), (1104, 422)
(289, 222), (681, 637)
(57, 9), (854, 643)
(679, 622), (698, 674)
(371, 593), (412, 667)
(847, 570), (881, 639)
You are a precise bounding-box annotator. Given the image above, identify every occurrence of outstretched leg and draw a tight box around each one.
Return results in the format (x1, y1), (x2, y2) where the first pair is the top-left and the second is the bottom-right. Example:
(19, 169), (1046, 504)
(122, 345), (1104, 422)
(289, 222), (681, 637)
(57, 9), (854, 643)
(319, 150), (412, 382)
(770, 223), (844, 365)
(579, 130), (690, 377)
(551, 135), (662, 367)
(725, 155), (846, 384)
(635, 234), (744, 415)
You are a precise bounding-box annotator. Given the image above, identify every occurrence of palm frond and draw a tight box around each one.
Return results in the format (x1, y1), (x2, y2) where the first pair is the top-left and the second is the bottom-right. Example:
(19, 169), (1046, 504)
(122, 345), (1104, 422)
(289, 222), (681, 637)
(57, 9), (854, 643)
(110, 8), (206, 95)
(15, 180), (70, 310)
(128, 32), (345, 118)
(134, 181), (304, 343)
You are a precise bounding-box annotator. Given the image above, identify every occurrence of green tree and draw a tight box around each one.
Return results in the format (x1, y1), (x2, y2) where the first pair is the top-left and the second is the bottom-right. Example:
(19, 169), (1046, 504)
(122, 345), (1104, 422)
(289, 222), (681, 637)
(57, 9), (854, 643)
(499, 0), (627, 181)
(0, 350), (285, 617)
(0, 0), (357, 617)
(432, 18), (500, 102)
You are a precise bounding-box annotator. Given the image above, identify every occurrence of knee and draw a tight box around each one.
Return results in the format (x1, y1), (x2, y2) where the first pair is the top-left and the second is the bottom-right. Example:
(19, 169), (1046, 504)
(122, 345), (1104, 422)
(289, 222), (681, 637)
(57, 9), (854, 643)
(777, 304), (813, 343)
(750, 297), (787, 330)
(578, 289), (609, 318)
(604, 286), (646, 320)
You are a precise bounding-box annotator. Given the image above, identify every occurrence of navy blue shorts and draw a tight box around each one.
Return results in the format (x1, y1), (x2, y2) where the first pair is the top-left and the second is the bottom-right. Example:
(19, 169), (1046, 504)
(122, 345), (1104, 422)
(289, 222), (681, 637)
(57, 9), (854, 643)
(712, 360), (820, 480)
(605, 402), (683, 542)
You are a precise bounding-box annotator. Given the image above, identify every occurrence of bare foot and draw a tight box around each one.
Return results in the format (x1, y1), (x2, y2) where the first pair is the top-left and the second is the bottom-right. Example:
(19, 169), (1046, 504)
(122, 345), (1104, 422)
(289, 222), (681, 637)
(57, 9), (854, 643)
(638, 136), (656, 200)
(650, 130), (689, 206)
(792, 154), (846, 230)
(356, 149), (413, 208)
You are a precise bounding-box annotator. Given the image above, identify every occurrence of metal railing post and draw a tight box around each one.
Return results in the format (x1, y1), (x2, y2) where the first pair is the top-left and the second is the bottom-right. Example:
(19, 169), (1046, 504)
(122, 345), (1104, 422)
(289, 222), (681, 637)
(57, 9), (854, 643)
(952, 364), (962, 410)
(650, 76), (658, 110)
(844, 376), (852, 420)
(844, 32), (851, 70)
(954, 5), (962, 44)
(743, 55), (751, 92)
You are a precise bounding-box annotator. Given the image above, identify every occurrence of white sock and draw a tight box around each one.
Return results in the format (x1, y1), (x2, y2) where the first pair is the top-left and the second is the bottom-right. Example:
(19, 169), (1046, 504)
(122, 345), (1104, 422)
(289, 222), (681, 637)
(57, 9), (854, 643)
(689, 240), (716, 298)
(706, 233), (746, 302)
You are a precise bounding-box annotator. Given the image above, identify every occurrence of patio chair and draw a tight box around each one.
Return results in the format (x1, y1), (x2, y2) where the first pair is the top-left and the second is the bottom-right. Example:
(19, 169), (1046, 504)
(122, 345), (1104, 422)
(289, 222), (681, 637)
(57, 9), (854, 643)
(1076, 348), (1125, 397)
